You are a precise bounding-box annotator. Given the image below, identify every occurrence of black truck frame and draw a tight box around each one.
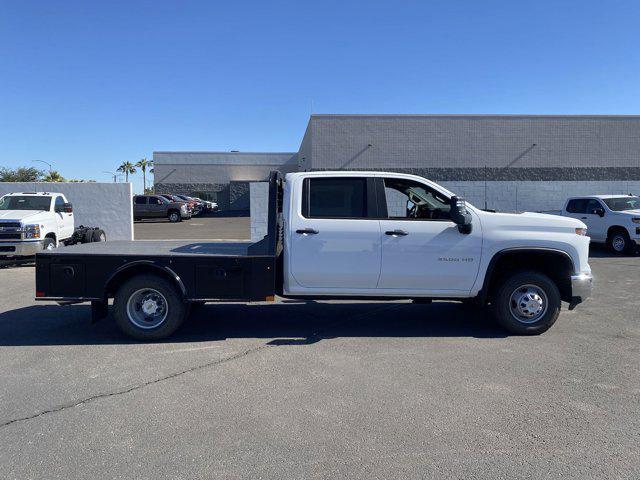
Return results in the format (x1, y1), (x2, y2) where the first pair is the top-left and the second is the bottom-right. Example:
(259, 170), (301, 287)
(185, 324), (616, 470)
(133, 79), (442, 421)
(35, 172), (283, 322)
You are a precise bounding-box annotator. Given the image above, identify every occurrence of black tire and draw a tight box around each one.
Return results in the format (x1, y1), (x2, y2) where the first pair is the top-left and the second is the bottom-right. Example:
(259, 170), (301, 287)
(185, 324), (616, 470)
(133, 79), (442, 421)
(168, 210), (181, 223)
(42, 237), (56, 251)
(607, 229), (632, 255)
(492, 271), (561, 335)
(113, 274), (187, 340)
(134, 217), (141, 222)
(92, 229), (106, 242)
(82, 229), (94, 244)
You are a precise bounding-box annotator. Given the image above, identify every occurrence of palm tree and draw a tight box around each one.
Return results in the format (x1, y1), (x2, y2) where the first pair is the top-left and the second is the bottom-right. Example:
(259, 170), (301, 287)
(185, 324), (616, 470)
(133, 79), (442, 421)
(117, 161), (136, 182)
(43, 170), (65, 182)
(136, 158), (152, 191)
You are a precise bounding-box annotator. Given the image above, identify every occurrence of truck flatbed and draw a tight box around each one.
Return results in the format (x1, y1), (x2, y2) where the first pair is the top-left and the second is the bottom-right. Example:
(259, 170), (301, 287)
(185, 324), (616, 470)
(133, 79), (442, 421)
(40, 240), (258, 257)
(35, 172), (281, 304)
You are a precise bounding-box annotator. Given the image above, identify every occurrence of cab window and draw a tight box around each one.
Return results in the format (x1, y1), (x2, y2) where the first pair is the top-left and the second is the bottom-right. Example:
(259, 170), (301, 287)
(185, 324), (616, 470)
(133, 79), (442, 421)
(585, 199), (603, 215)
(134, 196), (147, 205)
(54, 196), (65, 212)
(303, 178), (367, 218)
(383, 178), (451, 220)
(566, 199), (588, 213)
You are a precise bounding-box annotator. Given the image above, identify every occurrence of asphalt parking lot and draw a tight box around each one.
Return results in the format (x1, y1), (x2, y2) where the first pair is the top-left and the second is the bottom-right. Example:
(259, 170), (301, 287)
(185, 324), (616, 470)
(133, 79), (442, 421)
(134, 213), (250, 240)
(0, 247), (638, 478)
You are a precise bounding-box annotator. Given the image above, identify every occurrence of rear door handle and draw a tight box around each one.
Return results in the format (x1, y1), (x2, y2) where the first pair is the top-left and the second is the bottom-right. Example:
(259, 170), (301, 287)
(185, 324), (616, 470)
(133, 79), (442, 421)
(385, 229), (408, 236)
(296, 228), (319, 234)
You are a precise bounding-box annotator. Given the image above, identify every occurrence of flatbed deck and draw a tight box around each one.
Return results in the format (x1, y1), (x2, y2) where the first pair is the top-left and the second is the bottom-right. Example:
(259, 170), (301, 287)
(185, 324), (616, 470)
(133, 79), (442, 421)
(35, 172), (282, 304)
(40, 240), (258, 257)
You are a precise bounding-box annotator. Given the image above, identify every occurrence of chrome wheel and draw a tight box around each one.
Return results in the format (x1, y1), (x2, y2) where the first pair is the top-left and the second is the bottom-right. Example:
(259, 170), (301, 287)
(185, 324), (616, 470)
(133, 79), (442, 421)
(612, 235), (626, 252)
(169, 212), (179, 222)
(509, 284), (548, 324)
(126, 288), (169, 329)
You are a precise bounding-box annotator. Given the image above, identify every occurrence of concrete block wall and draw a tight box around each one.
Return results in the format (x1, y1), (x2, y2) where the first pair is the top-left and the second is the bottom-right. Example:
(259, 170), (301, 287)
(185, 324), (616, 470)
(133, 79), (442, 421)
(440, 181), (640, 212)
(249, 182), (269, 241)
(0, 182), (133, 240)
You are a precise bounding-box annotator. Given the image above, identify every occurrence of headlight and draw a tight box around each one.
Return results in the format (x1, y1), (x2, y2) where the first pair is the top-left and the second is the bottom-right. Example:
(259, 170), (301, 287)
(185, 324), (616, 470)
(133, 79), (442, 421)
(180, 204), (187, 211)
(24, 224), (41, 239)
(575, 227), (587, 236)
(632, 218), (640, 224)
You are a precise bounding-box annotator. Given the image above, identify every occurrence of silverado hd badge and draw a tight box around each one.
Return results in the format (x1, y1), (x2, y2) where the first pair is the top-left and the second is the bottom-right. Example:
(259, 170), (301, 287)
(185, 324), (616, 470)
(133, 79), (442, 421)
(438, 257), (474, 262)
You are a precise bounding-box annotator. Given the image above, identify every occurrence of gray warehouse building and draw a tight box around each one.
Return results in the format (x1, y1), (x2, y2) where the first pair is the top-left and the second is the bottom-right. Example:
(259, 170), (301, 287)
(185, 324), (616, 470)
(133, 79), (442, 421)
(154, 114), (640, 212)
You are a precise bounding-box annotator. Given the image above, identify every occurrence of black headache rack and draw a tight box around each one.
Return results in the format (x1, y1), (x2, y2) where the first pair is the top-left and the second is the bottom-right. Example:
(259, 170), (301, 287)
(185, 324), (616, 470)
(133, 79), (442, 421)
(35, 171), (284, 304)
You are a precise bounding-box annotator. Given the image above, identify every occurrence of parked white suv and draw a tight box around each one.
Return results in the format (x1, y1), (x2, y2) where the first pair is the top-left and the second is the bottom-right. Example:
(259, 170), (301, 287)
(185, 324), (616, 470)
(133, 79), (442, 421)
(0, 192), (75, 256)
(561, 195), (640, 254)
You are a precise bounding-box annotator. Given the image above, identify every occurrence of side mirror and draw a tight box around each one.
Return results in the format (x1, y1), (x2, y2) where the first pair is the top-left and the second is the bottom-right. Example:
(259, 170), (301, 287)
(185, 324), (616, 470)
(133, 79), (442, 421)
(594, 207), (605, 217)
(63, 202), (73, 213)
(450, 196), (473, 234)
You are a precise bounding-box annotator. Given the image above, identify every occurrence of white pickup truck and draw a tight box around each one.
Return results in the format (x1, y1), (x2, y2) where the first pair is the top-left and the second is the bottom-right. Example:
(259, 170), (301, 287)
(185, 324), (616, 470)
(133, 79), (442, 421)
(0, 192), (105, 257)
(560, 195), (640, 254)
(36, 171), (593, 339)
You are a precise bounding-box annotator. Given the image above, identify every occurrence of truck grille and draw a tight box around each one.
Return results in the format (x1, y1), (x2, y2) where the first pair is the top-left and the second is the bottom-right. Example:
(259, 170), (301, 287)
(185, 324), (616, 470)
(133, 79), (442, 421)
(0, 222), (21, 228)
(0, 233), (21, 240)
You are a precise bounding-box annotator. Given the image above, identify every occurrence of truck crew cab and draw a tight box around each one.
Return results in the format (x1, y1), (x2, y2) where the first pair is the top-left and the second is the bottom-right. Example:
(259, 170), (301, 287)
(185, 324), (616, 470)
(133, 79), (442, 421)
(35, 171), (593, 340)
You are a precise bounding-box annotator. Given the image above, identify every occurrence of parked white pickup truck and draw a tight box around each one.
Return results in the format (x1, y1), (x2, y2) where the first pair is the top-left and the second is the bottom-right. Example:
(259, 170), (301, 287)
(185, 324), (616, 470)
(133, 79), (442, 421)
(0, 192), (105, 257)
(36, 171), (593, 339)
(561, 195), (640, 254)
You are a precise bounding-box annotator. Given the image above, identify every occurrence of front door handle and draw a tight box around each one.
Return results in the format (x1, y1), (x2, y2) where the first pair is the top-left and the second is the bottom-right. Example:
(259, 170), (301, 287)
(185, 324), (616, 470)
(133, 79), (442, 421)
(385, 229), (408, 236)
(581, 217), (587, 219)
(296, 228), (319, 235)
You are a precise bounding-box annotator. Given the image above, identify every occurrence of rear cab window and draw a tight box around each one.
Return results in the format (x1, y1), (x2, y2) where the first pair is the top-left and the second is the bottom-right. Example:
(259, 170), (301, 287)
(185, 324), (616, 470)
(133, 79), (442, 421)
(302, 177), (371, 219)
(135, 196), (147, 204)
(566, 199), (588, 213)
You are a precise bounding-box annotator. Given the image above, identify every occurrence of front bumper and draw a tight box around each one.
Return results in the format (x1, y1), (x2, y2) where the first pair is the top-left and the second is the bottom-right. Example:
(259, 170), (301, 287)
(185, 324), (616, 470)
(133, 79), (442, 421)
(569, 272), (593, 308)
(0, 240), (43, 256)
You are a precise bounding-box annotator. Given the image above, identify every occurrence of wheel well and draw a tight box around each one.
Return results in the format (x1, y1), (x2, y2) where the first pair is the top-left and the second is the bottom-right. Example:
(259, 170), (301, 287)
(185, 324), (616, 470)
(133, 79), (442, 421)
(607, 225), (628, 239)
(105, 264), (185, 298)
(483, 250), (574, 303)
(44, 232), (56, 245)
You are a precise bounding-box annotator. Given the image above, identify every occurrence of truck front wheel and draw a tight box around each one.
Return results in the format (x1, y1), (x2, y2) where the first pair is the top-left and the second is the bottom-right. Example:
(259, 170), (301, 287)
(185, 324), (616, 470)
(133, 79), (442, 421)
(168, 210), (181, 223)
(492, 271), (561, 335)
(113, 274), (187, 340)
(42, 237), (56, 251)
(607, 229), (633, 255)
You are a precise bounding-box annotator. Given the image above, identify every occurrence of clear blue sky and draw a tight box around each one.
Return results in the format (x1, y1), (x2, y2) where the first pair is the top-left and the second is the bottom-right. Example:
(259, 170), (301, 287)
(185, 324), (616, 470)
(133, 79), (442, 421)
(1, 0), (639, 193)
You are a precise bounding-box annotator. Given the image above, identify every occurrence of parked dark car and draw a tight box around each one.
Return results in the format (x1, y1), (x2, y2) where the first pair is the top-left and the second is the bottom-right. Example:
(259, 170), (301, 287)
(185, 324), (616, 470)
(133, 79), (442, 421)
(133, 195), (190, 222)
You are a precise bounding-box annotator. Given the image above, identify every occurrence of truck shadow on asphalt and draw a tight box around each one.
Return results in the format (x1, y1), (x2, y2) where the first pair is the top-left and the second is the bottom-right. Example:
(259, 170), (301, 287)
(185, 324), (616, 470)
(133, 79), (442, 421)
(0, 301), (507, 346)
(589, 244), (639, 258)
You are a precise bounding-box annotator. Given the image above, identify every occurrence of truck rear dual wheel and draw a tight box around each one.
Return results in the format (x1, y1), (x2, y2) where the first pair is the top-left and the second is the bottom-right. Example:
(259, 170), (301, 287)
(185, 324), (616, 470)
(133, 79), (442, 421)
(113, 274), (187, 340)
(492, 271), (561, 335)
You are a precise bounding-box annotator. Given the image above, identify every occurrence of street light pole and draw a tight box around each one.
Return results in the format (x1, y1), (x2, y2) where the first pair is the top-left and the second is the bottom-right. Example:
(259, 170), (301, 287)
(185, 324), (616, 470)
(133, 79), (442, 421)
(103, 171), (118, 182)
(32, 160), (53, 174)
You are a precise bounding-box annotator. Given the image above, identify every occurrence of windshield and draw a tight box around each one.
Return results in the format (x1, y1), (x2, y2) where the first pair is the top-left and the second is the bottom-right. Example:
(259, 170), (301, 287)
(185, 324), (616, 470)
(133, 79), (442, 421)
(0, 195), (51, 211)
(602, 197), (640, 211)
